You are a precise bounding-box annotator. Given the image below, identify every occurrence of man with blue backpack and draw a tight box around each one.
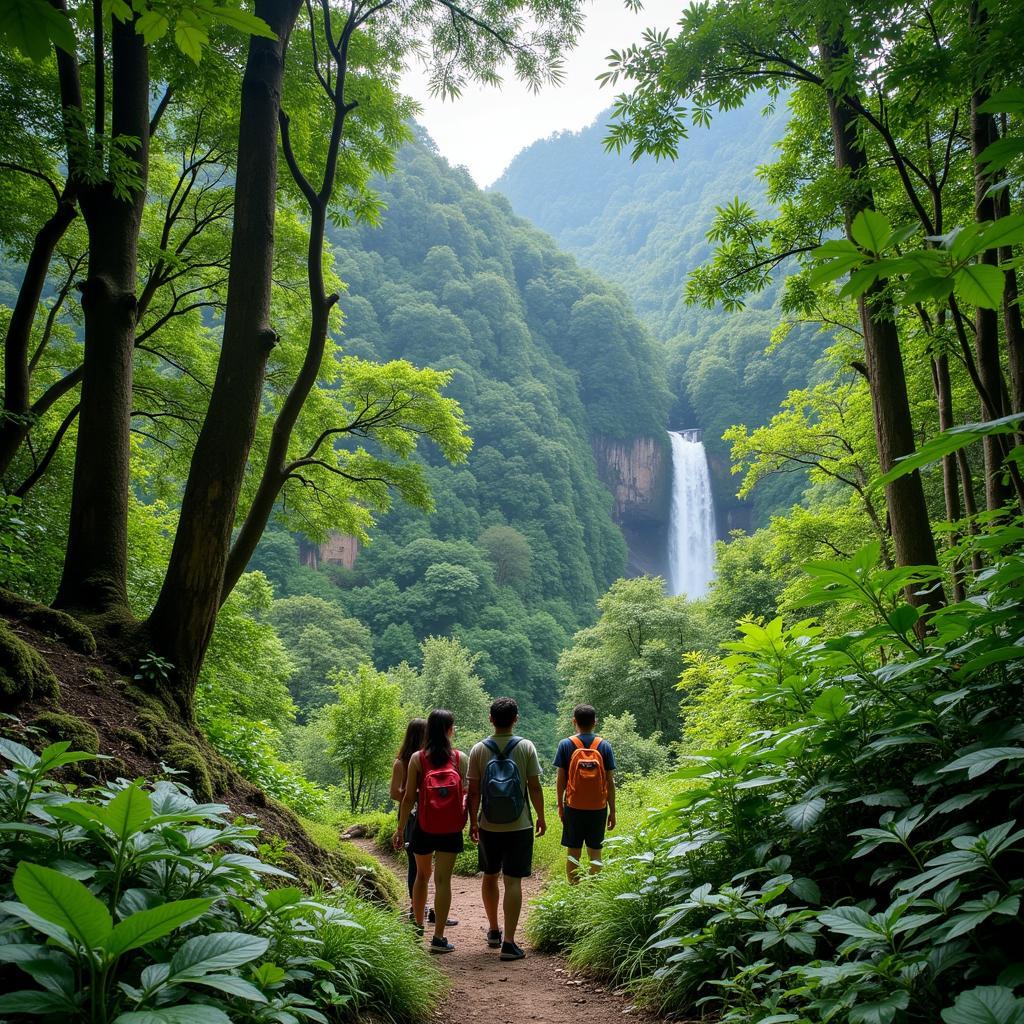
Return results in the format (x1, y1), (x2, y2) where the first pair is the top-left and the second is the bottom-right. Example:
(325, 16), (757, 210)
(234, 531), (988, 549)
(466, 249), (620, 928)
(467, 697), (545, 962)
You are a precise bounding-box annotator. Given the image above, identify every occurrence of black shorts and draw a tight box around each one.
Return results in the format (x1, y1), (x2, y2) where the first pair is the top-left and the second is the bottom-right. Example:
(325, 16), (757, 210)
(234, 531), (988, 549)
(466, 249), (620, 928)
(561, 806), (608, 850)
(409, 822), (464, 856)
(478, 827), (534, 878)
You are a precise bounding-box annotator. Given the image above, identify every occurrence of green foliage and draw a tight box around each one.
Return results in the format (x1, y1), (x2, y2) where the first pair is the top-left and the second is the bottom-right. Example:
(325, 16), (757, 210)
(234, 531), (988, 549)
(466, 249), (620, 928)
(417, 635), (491, 737)
(597, 712), (669, 780)
(558, 576), (720, 741)
(0, 619), (59, 707)
(0, 735), (442, 1023)
(324, 665), (404, 813)
(534, 529), (1024, 1022)
(201, 717), (327, 820)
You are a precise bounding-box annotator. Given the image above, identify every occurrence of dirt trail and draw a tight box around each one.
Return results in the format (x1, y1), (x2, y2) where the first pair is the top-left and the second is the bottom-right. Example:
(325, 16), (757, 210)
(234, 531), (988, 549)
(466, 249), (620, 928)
(351, 838), (656, 1024)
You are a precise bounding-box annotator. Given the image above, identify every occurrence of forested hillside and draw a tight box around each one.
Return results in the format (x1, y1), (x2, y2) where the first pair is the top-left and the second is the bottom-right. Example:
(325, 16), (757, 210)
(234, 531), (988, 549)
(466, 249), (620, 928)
(494, 103), (828, 524)
(249, 128), (671, 753)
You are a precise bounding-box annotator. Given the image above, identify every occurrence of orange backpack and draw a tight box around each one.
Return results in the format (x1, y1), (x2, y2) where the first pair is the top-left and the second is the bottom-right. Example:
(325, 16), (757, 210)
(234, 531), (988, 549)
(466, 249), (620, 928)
(566, 736), (607, 810)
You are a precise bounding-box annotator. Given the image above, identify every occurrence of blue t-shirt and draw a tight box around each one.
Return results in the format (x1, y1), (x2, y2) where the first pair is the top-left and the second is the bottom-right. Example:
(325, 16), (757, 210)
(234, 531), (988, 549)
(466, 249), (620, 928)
(553, 733), (616, 774)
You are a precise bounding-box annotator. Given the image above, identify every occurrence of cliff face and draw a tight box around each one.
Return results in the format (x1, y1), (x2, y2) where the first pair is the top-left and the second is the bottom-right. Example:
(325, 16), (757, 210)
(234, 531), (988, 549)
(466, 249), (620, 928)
(591, 434), (671, 577)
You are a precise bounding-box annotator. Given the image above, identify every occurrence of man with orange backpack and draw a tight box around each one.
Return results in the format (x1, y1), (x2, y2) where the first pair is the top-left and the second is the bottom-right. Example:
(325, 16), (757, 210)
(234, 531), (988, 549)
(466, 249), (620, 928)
(553, 704), (616, 883)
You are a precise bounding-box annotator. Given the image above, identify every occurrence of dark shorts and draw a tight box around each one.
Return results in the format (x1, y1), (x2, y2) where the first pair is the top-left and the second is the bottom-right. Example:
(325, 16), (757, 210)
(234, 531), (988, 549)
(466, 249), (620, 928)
(409, 822), (464, 856)
(561, 806), (608, 850)
(478, 827), (534, 878)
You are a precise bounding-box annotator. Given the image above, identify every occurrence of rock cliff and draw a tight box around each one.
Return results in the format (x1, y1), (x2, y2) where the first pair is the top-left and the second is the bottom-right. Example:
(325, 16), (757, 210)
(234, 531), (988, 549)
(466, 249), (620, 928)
(300, 534), (360, 572)
(591, 434), (671, 578)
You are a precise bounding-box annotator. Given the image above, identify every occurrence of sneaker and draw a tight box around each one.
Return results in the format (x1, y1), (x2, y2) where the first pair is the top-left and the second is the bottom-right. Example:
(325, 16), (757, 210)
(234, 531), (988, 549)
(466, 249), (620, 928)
(428, 908), (460, 926)
(486, 927), (503, 949)
(499, 940), (526, 961)
(429, 935), (455, 954)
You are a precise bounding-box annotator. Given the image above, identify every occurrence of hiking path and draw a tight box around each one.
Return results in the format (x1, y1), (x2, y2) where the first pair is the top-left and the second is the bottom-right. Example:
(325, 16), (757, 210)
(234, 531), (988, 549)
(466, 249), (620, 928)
(350, 838), (658, 1024)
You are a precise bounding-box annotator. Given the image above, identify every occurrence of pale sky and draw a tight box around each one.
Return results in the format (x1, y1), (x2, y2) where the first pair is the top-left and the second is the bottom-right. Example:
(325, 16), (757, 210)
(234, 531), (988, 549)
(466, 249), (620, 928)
(400, 0), (686, 187)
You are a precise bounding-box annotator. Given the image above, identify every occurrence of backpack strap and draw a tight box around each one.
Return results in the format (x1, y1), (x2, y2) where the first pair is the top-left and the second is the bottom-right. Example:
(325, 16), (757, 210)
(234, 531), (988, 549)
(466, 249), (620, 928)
(591, 736), (602, 750)
(483, 736), (522, 758)
(570, 736), (585, 751)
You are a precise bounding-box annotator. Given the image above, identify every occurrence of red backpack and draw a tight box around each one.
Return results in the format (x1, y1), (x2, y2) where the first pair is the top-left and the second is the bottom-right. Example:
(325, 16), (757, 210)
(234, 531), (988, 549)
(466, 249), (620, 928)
(566, 736), (608, 810)
(418, 751), (466, 834)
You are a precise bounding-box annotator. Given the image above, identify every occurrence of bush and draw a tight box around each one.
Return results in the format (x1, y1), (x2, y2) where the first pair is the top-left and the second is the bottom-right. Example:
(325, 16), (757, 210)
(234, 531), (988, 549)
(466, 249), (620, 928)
(317, 889), (447, 1022)
(530, 527), (1024, 1022)
(0, 734), (442, 1022)
(202, 715), (328, 819)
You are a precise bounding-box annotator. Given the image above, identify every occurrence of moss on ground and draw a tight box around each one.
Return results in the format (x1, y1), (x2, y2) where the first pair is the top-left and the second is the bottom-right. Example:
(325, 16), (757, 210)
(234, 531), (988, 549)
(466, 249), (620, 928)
(0, 620), (60, 708)
(31, 711), (100, 753)
(0, 590), (96, 654)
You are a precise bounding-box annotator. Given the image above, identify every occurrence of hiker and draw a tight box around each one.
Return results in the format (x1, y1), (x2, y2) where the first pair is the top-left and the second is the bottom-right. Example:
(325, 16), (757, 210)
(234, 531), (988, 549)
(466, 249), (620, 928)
(393, 708), (468, 953)
(554, 703), (616, 883)
(390, 718), (458, 930)
(467, 697), (545, 962)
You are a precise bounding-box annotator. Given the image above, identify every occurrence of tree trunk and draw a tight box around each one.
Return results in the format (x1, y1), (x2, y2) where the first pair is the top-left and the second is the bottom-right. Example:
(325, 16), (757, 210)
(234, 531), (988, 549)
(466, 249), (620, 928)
(0, 191), (77, 480)
(54, 14), (149, 613)
(146, 0), (302, 716)
(930, 354), (965, 601)
(819, 32), (942, 600)
(994, 188), (1024, 420)
(970, 90), (1012, 511)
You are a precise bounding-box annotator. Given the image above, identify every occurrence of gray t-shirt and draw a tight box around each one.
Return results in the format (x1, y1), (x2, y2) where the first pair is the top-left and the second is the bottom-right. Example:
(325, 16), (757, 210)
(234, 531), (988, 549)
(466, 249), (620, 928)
(469, 734), (542, 832)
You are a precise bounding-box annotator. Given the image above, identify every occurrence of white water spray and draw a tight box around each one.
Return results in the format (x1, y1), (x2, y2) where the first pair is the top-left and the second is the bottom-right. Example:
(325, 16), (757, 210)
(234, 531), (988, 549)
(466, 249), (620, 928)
(667, 430), (716, 599)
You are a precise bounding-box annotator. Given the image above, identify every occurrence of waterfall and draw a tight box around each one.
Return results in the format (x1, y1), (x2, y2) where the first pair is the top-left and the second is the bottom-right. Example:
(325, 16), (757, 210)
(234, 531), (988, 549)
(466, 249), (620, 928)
(666, 429), (717, 599)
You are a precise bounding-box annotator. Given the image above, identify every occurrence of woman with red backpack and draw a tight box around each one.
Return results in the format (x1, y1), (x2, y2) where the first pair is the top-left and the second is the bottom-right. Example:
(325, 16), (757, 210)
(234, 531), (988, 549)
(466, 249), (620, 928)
(394, 708), (468, 953)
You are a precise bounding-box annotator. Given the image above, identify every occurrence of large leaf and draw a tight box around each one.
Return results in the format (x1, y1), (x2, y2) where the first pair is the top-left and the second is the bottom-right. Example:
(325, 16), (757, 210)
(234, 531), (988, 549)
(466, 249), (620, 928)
(169, 932), (270, 978)
(0, 990), (75, 1014)
(0, 0), (76, 61)
(939, 747), (1024, 780)
(13, 863), (112, 948)
(850, 209), (892, 253)
(104, 898), (213, 957)
(182, 973), (269, 1002)
(0, 737), (40, 768)
(113, 1008), (232, 1024)
(100, 783), (152, 840)
(941, 986), (1024, 1024)
(955, 263), (1005, 309)
(874, 413), (1024, 488)
(782, 796), (826, 831)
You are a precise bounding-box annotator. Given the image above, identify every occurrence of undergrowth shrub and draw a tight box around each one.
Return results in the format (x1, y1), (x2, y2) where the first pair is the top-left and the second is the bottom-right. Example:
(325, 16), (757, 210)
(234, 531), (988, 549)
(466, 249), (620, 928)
(202, 715), (328, 819)
(0, 731), (442, 1023)
(529, 516), (1024, 1023)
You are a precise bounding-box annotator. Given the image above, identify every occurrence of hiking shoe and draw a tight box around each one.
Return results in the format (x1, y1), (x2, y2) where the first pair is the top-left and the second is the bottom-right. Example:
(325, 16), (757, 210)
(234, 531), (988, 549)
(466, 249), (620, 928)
(499, 940), (526, 961)
(429, 935), (455, 954)
(428, 908), (459, 926)
(486, 927), (503, 949)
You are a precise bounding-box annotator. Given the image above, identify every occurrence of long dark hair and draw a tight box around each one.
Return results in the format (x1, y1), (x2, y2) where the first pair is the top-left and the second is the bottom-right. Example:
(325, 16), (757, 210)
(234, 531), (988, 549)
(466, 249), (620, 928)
(397, 718), (427, 768)
(423, 709), (455, 768)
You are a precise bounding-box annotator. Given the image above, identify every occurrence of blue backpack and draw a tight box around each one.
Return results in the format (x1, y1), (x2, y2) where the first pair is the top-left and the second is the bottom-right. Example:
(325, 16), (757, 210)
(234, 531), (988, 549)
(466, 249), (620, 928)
(481, 737), (526, 824)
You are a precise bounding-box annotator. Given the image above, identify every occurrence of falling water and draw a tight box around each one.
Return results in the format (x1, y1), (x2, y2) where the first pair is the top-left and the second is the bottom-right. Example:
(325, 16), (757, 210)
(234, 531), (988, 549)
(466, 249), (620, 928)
(667, 429), (717, 599)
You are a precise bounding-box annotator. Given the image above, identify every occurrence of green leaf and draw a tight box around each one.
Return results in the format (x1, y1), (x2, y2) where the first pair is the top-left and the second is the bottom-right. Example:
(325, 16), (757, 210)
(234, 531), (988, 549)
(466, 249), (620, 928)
(207, 5), (276, 39)
(100, 784), (152, 840)
(850, 209), (892, 253)
(173, 18), (207, 62)
(13, 863), (112, 948)
(810, 686), (850, 721)
(939, 747), (1024, 780)
(169, 932), (270, 978)
(180, 973), (269, 1002)
(0, 736), (40, 768)
(114, 1008), (232, 1024)
(818, 905), (882, 939)
(783, 797), (826, 831)
(955, 263), (1005, 309)
(0, 990), (75, 1014)
(977, 215), (1024, 252)
(874, 413), (1024, 489)
(941, 986), (1024, 1024)
(0, 0), (77, 61)
(135, 10), (169, 42)
(0, 899), (74, 947)
(104, 898), (213, 957)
